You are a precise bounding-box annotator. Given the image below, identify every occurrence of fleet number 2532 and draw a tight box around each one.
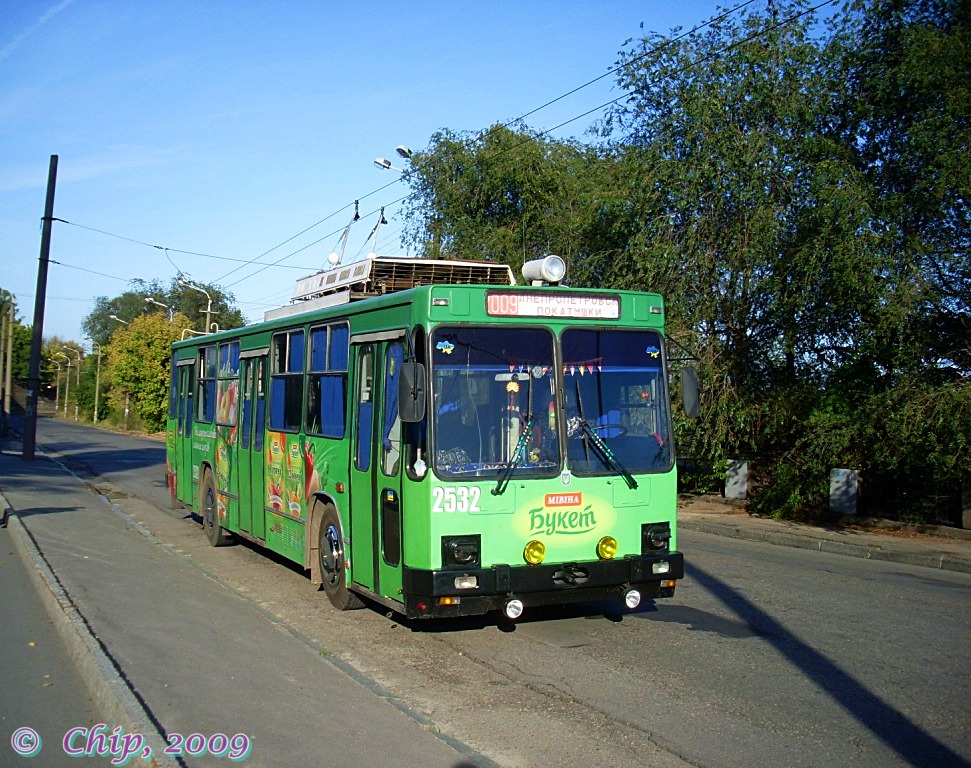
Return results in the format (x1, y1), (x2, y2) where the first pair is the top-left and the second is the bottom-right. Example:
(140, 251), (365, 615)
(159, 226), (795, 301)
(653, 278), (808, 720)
(432, 486), (481, 513)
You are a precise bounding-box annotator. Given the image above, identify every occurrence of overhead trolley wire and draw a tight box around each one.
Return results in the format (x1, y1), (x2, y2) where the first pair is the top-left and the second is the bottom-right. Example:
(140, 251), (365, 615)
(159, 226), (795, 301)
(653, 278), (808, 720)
(214, 1), (769, 293)
(49, 217), (320, 273)
(46, 0), (819, 301)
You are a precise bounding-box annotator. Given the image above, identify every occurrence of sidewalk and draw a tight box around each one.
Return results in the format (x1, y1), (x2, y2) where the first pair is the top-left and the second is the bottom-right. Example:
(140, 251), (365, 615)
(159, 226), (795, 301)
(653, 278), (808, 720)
(678, 494), (971, 574)
(0, 430), (487, 768)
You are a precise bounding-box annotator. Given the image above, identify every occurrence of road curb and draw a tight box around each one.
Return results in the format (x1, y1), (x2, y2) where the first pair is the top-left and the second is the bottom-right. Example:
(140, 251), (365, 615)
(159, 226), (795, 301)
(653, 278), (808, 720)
(1, 488), (180, 768)
(680, 519), (971, 574)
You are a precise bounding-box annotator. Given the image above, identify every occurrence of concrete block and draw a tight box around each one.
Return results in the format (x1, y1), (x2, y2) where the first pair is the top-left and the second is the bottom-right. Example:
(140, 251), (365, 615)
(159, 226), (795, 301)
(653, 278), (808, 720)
(725, 459), (748, 500)
(830, 468), (859, 516)
(962, 480), (971, 530)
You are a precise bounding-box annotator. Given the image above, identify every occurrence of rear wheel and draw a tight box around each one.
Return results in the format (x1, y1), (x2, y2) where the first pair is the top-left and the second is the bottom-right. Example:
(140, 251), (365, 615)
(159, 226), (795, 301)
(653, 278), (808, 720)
(318, 504), (363, 610)
(200, 470), (231, 547)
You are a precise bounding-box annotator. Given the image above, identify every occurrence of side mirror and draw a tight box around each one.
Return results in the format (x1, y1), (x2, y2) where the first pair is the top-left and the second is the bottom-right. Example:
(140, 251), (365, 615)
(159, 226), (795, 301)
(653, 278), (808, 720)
(398, 361), (426, 423)
(681, 367), (699, 419)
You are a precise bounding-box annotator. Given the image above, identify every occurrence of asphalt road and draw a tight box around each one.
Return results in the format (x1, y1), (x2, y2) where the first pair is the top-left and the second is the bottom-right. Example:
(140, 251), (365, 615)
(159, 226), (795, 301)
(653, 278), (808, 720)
(9, 417), (971, 768)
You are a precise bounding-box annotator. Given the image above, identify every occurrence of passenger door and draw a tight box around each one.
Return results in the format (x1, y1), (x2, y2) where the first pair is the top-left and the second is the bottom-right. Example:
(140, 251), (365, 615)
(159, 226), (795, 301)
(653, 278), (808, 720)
(238, 352), (268, 539)
(175, 360), (195, 504)
(349, 335), (405, 603)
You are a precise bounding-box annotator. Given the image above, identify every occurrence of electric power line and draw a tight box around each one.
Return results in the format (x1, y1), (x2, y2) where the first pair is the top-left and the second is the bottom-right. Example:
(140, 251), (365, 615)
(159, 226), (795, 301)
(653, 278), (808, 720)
(47, 1), (816, 301)
(211, 1), (771, 290)
(51, 218), (317, 272)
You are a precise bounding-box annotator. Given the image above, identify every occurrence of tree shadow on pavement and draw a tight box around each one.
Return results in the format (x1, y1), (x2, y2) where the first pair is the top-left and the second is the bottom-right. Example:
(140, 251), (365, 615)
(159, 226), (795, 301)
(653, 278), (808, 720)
(686, 561), (970, 768)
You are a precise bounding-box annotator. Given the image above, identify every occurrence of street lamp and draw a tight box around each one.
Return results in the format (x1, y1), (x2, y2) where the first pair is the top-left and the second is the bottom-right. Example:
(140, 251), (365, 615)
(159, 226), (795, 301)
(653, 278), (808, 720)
(373, 157), (405, 173)
(64, 347), (82, 421)
(371, 146), (412, 258)
(54, 351), (70, 418)
(109, 314), (129, 325)
(64, 347), (81, 386)
(178, 278), (214, 333)
(51, 360), (62, 413)
(145, 296), (174, 320)
(374, 145), (413, 173)
(91, 342), (103, 424)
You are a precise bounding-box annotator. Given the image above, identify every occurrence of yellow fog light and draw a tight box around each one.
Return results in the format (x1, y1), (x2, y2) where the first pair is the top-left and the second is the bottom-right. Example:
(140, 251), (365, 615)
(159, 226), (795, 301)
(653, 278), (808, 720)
(523, 540), (546, 565)
(597, 536), (618, 560)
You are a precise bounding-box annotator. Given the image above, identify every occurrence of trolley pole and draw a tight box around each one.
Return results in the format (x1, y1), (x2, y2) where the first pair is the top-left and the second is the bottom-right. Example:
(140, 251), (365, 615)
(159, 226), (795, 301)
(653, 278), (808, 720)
(23, 154), (58, 461)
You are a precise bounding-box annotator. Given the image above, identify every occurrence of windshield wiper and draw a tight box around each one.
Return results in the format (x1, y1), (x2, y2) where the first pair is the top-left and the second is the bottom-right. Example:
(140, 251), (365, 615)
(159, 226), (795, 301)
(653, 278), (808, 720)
(575, 420), (637, 489)
(492, 416), (534, 496)
(573, 378), (638, 489)
(493, 370), (534, 496)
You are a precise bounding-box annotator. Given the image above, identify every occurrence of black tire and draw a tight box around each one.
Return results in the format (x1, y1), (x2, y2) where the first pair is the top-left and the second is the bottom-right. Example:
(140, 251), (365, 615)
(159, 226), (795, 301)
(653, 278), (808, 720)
(200, 470), (232, 547)
(318, 504), (363, 610)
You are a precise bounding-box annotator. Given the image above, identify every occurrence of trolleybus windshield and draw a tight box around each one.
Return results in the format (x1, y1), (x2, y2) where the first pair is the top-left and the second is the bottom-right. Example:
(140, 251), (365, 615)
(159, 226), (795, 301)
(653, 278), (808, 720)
(431, 326), (560, 478)
(430, 325), (673, 479)
(562, 328), (672, 475)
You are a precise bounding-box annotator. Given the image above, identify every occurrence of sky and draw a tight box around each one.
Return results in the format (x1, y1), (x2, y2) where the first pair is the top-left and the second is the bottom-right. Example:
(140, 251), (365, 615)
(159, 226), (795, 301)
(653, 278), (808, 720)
(2, 0), (736, 346)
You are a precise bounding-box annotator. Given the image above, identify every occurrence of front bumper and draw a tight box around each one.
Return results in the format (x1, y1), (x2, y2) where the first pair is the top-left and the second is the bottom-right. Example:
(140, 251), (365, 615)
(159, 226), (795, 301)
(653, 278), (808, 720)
(402, 551), (684, 619)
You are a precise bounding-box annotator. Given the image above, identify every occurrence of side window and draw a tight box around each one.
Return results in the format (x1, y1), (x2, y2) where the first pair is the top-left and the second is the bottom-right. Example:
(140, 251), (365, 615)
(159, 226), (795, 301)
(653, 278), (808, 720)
(306, 322), (349, 439)
(270, 329), (305, 432)
(168, 353), (178, 420)
(356, 345), (374, 471)
(404, 326), (428, 480)
(382, 343), (403, 476)
(216, 341), (240, 426)
(254, 357), (266, 451)
(241, 359), (253, 450)
(196, 346), (217, 423)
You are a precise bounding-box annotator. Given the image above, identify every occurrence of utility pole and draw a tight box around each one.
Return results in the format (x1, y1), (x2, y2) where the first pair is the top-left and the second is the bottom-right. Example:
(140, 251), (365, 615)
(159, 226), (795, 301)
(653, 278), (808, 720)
(23, 154), (58, 461)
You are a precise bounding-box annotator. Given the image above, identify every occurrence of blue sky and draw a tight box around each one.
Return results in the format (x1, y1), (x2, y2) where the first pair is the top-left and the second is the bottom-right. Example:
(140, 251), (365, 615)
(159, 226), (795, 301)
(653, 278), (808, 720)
(2, 0), (732, 344)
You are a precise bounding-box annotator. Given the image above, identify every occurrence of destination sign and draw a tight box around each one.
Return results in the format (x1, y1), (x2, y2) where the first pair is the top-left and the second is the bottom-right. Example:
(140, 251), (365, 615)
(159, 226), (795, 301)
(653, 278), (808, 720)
(486, 292), (620, 319)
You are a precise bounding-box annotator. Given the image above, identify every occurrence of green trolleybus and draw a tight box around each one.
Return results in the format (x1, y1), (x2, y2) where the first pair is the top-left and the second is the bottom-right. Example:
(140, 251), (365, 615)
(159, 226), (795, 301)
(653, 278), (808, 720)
(165, 255), (697, 620)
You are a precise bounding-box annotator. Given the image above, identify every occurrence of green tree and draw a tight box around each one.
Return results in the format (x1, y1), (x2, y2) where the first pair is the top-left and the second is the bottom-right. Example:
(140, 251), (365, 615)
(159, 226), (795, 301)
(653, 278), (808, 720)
(83, 277), (245, 347)
(396, 1), (968, 521)
(105, 312), (189, 432)
(0, 289), (32, 381)
(823, 0), (971, 518)
(598, 0), (970, 519)
(832, 0), (970, 380)
(601, 1), (869, 464)
(402, 123), (609, 268)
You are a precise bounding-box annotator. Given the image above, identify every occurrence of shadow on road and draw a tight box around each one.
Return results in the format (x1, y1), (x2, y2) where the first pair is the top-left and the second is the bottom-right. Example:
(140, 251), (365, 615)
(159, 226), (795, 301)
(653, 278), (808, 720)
(685, 561), (970, 768)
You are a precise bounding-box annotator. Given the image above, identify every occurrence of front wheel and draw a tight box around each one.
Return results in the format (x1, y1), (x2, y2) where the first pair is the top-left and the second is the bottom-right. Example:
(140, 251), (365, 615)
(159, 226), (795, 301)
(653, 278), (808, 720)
(200, 471), (232, 547)
(318, 504), (363, 611)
